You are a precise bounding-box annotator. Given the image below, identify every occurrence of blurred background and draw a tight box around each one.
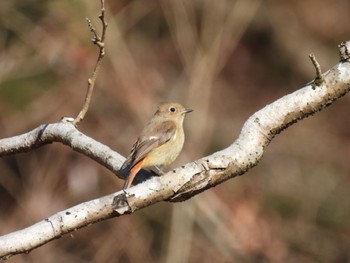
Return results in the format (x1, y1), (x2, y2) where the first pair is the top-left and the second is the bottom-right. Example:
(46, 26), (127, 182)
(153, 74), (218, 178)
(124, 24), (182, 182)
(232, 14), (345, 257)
(1, 0), (350, 262)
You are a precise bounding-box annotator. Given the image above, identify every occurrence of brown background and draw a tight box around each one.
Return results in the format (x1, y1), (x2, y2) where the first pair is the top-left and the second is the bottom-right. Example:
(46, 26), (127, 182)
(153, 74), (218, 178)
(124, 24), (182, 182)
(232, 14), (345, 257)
(1, 1), (350, 262)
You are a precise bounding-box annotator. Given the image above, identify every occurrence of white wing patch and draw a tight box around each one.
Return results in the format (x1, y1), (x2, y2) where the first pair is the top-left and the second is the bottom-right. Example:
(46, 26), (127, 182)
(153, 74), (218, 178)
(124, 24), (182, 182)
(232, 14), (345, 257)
(172, 132), (177, 140)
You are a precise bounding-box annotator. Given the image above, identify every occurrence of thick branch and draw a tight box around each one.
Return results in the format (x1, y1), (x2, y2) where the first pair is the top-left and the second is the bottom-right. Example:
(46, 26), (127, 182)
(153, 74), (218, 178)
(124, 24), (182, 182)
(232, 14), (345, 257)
(0, 119), (125, 178)
(0, 43), (350, 259)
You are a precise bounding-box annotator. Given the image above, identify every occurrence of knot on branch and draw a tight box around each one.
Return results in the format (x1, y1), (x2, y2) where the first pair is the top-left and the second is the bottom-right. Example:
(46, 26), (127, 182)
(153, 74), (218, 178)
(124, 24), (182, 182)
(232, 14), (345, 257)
(339, 41), (350, 63)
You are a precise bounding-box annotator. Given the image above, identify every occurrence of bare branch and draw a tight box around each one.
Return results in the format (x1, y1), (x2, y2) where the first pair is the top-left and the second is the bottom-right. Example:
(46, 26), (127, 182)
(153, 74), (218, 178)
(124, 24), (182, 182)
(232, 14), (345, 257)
(73, 0), (107, 126)
(0, 119), (124, 179)
(1, 42), (350, 258)
(0, 193), (116, 260)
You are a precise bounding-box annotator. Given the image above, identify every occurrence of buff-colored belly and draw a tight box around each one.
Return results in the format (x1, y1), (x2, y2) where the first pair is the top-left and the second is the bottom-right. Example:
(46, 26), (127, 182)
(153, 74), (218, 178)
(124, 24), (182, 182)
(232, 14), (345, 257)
(142, 130), (185, 168)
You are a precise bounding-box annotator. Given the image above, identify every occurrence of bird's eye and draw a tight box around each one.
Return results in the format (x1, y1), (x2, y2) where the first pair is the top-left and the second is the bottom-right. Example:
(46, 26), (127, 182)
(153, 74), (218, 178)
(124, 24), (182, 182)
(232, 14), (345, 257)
(169, 107), (176, 112)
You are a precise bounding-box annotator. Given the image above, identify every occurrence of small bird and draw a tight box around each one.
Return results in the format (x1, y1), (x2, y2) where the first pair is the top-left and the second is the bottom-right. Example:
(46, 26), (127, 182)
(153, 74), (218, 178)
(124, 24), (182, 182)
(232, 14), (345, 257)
(120, 102), (192, 189)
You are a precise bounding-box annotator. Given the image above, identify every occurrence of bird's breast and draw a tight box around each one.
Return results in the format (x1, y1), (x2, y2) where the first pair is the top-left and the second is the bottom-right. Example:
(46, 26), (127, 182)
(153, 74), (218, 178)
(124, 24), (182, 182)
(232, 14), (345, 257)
(143, 129), (185, 167)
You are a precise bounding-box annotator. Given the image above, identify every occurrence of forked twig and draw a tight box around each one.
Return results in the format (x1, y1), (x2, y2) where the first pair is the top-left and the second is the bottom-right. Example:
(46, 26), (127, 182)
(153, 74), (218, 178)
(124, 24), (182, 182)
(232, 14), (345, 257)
(73, 0), (107, 126)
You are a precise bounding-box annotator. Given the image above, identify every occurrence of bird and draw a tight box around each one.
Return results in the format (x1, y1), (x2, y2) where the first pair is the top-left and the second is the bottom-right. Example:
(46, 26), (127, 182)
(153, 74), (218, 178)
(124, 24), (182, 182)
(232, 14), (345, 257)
(120, 102), (192, 189)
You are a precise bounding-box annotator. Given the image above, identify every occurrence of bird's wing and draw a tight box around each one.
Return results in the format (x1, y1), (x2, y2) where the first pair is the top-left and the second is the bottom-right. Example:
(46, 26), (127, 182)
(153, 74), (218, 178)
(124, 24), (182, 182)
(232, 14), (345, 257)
(121, 120), (176, 171)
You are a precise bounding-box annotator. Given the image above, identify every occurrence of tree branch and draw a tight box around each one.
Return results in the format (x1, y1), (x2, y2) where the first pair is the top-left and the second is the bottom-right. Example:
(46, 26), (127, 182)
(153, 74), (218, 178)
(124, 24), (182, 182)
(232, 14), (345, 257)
(0, 118), (125, 179)
(73, 0), (107, 126)
(0, 42), (350, 259)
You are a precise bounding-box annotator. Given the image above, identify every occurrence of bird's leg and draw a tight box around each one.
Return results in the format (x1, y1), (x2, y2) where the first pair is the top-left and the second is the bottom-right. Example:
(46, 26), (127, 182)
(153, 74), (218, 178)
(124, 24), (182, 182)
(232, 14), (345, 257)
(152, 165), (165, 176)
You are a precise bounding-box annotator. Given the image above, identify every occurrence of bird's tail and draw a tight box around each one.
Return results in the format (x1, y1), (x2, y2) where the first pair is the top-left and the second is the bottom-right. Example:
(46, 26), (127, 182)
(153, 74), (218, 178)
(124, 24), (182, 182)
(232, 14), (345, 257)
(122, 160), (144, 189)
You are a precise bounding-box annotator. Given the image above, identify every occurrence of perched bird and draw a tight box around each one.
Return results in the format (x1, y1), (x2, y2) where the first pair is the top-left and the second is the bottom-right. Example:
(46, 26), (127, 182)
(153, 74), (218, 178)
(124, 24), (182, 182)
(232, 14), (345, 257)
(120, 102), (192, 189)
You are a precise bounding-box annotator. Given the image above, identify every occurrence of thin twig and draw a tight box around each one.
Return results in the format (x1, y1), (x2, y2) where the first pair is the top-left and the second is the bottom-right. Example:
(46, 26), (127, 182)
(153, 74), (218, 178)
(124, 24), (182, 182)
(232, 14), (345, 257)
(73, 0), (107, 126)
(309, 53), (324, 89)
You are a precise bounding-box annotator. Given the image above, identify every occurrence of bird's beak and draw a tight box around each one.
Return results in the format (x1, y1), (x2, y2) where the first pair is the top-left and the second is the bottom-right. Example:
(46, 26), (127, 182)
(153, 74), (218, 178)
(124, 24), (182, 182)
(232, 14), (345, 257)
(183, 108), (193, 114)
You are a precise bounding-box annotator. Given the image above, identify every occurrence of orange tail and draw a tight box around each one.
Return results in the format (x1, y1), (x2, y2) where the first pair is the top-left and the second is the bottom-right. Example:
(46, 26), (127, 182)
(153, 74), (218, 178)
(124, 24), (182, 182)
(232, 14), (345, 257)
(123, 160), (144, 189)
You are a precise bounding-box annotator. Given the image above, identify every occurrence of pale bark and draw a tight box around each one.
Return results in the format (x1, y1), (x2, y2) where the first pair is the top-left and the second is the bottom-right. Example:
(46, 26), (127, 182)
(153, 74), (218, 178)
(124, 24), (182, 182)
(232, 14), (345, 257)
(0, 42), (350, 259)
